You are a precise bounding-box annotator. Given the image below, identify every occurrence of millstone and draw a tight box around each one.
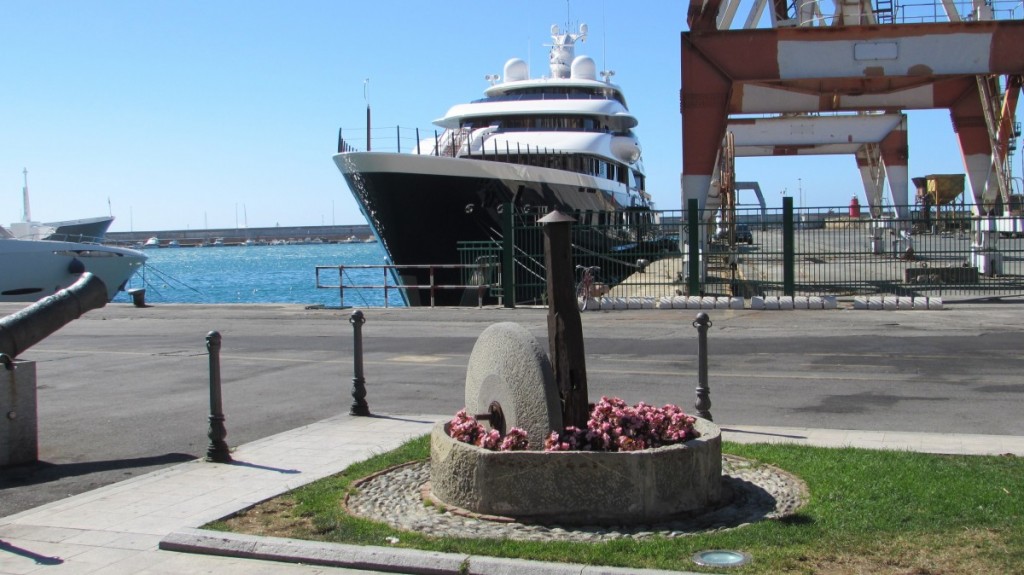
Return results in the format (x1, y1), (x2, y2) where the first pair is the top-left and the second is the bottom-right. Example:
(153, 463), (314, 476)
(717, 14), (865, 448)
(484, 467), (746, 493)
(464, 322), (562, 449)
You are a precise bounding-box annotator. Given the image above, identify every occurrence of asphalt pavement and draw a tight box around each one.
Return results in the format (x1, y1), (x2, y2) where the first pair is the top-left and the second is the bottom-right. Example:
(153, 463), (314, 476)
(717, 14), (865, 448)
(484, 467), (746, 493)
(2, 300), (1023, 517)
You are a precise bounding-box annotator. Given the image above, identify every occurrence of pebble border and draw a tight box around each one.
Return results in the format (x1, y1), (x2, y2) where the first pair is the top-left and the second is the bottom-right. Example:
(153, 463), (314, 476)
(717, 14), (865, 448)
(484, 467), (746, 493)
(345, 454), (808, 542)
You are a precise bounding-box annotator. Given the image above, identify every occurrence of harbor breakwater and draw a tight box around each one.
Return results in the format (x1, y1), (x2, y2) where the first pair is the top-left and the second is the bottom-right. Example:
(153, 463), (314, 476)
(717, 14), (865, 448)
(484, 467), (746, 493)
(106, 223), (373, 247)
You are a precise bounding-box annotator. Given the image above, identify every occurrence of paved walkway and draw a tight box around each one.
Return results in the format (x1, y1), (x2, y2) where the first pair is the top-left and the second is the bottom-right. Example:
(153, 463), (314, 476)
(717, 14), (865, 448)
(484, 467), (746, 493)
(2, 413), (1023, 575)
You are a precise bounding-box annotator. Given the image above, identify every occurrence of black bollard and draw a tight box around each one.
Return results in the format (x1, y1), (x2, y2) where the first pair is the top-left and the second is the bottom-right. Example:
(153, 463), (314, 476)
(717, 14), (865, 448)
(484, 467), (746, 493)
(693, 312), (713, 421)
(205, 331), (232, 463)
(349, 310), (370, 416)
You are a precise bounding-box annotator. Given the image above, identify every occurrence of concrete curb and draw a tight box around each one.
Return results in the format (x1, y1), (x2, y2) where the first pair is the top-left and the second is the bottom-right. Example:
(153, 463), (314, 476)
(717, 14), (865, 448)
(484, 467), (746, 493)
(159, 528), (711, 575)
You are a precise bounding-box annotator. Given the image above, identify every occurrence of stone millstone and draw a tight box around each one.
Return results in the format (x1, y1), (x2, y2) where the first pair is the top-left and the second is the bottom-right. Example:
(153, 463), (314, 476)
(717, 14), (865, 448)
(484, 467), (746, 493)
(464, 322), (562, 449)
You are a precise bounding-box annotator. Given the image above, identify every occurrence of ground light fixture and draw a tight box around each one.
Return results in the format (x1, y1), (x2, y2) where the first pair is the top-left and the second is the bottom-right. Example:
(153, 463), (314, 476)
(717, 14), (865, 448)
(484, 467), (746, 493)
(692, 549), (752, 568)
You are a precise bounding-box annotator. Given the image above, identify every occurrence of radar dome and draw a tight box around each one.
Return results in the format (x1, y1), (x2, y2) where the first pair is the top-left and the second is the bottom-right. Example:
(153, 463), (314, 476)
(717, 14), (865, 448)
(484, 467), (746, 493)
(571, 56), (597, 80)
(611, 136), (642, 164)
(504, 58), (529, 82)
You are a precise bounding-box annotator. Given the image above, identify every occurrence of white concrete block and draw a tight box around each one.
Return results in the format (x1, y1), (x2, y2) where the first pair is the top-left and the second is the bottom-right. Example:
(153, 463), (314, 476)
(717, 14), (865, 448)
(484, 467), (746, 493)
(792, 296), (809, 309)
(729, 297), (745, 310)
(913, 297), (929, 310)
(640, 297), (656, 309)
(699, 296), (715, 309)
(928, 297), (943, 310)
(764, 296), (780, 310)
(868, 297), (883, 310)
(714, 297), (730, 309)
(750, 296), (765, 310)
(658, 297), (673, 309)
(854, 296), (868, 310)
(823, 296), (838, 309)
(778, 296), (794, 310)
(896, 297), (914, 310)
(882, 297), (897, 311)
(807, 296), (824, 309)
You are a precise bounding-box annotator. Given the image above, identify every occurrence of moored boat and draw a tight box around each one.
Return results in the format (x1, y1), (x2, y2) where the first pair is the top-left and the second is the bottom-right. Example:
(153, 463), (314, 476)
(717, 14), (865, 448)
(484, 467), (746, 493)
(0, 225), (147, 303)
(333, 23), (653, 306)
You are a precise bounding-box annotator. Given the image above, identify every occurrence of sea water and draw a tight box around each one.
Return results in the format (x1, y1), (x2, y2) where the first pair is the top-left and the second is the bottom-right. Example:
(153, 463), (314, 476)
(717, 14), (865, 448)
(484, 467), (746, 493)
(119, 243), (400, 307)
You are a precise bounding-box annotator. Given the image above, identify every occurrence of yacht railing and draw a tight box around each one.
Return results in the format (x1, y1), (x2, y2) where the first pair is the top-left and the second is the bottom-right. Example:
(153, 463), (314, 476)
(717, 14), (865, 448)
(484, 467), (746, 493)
(315, 262), (501, 308)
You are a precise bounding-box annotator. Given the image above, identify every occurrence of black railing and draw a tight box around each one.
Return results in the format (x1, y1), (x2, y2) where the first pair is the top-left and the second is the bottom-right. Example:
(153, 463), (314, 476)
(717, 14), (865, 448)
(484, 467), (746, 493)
(315, 262), (501, 308)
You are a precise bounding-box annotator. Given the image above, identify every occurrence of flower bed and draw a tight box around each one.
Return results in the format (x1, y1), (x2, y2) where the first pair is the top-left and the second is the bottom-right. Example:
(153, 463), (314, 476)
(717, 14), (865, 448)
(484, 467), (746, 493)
(447, 396), (701, 453)
(430, 409), (721, 525)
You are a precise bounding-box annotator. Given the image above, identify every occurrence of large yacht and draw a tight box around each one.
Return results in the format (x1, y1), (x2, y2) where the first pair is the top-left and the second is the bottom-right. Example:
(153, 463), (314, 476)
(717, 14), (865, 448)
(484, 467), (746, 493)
(333, 23), (653, 306)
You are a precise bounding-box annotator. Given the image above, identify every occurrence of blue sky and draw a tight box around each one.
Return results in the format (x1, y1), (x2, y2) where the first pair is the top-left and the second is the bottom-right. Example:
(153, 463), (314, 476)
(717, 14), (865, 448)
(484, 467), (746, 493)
(2, 1), (1017, 232)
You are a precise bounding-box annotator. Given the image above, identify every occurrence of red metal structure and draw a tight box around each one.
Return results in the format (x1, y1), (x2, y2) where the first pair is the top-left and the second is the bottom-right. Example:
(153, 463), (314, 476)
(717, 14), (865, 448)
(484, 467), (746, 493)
(682, 0), (1024, 221)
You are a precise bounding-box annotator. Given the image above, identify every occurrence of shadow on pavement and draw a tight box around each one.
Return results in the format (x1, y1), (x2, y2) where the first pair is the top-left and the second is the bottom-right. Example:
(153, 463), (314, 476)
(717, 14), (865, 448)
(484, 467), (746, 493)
(0, 453), (196, 488)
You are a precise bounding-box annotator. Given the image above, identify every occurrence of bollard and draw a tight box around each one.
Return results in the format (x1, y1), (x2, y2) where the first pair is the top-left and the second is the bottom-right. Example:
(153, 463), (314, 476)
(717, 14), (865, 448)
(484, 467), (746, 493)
(349, 310), (370, 416)
(205, 331), (232, 463)
(692, 312), (713, 421)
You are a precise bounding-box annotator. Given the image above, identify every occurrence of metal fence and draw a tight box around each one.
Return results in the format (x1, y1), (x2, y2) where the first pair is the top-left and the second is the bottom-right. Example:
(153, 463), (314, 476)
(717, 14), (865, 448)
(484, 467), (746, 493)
(463, 201), (1024, 306)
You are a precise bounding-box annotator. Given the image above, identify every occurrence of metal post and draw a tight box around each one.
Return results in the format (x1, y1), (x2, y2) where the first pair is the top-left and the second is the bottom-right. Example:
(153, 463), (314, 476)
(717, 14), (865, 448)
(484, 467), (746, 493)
(205, 331), (231, 463)
(338, 266), (344, 308)
(783, 196), (795, 296)
(349, 310), (370, 416)
(687, 198), (701, 296)
(692, 313), (713, 421)
(501, 202), (515, 308)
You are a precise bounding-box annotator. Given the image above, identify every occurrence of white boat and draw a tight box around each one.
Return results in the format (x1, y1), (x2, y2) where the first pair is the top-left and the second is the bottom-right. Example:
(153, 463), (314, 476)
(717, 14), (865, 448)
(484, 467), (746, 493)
(142, 237), (160, 248)
(333, 23), (653, 306)
(0, 225), (147, 303)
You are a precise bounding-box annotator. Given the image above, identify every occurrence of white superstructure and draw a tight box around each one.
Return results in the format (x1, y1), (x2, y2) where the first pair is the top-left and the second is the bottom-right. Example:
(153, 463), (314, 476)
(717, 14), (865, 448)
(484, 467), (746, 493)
(0, 226), (146, 303)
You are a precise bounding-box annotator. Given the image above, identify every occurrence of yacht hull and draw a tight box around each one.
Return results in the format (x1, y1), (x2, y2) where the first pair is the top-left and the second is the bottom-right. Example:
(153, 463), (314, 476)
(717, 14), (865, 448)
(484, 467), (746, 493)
(335, 152), (647, 306)
(0, 239), (147, 303)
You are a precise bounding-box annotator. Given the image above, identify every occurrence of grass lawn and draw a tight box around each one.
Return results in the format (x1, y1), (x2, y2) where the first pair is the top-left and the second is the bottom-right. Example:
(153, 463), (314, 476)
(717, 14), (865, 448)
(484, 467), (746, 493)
(208, 436), (1023, 574)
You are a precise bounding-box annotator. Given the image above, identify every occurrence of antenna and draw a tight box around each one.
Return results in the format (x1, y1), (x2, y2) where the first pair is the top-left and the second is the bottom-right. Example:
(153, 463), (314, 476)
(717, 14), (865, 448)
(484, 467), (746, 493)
(602, 0), (607, 73)
(364, 78), (371, 151)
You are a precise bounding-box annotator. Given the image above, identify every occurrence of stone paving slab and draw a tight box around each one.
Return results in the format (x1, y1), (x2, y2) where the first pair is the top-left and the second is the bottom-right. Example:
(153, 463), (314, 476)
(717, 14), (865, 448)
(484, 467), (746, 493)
(160, 528), (708, 575)
(722, 425), (1024, 455)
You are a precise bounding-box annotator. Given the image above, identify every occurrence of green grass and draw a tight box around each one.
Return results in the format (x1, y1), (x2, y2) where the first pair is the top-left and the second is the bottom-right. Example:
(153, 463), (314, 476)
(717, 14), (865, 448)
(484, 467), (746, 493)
(209, 436), (1024, 574)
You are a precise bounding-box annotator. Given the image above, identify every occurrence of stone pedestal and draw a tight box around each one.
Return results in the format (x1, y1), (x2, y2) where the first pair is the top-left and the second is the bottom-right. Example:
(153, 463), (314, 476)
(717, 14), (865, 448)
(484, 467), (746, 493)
(430, 417), (722, 525)
(2, 360), (38, 466)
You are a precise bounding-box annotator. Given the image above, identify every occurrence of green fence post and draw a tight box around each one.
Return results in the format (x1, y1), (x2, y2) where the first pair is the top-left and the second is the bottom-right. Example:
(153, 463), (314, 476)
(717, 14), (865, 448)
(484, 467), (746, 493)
(783, 196), (795, 296)
(501, 202), (515, 308)
(687, 198), (701, 296)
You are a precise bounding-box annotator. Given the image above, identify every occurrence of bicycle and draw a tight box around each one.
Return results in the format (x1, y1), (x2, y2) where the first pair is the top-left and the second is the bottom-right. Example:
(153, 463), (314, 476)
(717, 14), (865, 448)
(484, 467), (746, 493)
(575, 265), (601, 311)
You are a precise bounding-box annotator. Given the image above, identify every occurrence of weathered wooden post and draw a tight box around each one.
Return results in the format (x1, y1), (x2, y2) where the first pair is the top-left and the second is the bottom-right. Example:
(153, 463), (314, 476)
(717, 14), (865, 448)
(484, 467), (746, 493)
(205, 330), (232, 463)
(540, 211), (589, 429)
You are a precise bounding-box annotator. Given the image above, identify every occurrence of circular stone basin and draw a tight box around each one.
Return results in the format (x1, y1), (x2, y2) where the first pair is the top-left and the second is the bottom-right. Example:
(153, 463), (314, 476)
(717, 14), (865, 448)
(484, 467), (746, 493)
(429, 417), (722, 525)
